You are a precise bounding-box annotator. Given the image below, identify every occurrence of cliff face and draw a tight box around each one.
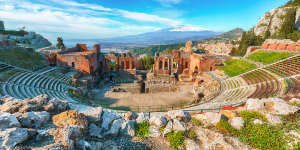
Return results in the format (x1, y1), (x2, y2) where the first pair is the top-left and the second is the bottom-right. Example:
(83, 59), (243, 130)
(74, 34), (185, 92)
(254, 7), (300, 36)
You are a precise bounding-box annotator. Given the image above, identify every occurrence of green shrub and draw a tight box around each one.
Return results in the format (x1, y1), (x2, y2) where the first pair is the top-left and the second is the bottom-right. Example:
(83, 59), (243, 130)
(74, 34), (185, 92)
(187, 128), (197, 140)
(219, 59), (257, 77)
(293, 142), (300, 150)
(167, 131), (185, 149)
(135, 121), (150, 138)
(192, 117), (203, 126)
(240, 111), (267, 122)
(237, 123), (288, 150)
(216, 118), (237, 134)
(246, 50), (294, 65)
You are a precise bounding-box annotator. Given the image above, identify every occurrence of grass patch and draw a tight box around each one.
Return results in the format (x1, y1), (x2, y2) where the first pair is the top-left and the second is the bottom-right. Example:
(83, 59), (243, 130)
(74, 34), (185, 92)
(167, 131), (185, 149)
(135, 121), (150, 138)
(216, 118), (288, 149)
(237, 123), (288, 150)
(240, 111), (267, 122)
(192, 117), (203, 126)
(0, 48), (46, 70)
(246, 50), (294, 65)
(219, 59), (257, 77)
(216, 118), (237, 134)
(187, 128), (197, 140)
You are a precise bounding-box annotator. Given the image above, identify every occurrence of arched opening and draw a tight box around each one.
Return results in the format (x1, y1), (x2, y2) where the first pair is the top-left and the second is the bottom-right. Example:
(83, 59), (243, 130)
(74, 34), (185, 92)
(71, 62), (75, 68)
(164, 60), (168, 70)
(126, 61), (129, 69)
(121, 61), (125, 69)
(185, 62), (189, 68)
(132, 61), (135, 69)
(194, 66), (199, 75)
(159, 60), (163, 70)
(210, 66), (213, 71)
(109, 59), (116, 72)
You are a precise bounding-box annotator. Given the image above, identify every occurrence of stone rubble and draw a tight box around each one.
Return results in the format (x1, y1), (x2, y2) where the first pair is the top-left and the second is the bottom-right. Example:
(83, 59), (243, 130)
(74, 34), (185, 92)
(0, 95), (298, 150)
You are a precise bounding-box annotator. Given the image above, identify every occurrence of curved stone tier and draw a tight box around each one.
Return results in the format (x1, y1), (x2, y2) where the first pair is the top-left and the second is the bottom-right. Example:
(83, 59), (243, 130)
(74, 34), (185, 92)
(1, 70), (72, 100)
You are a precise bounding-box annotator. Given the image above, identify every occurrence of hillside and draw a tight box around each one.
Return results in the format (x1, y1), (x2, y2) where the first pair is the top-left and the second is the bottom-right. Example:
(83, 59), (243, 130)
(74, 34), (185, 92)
(65, 26), (220, 48)
(132, 28), (244, 56)
(198, 28), (244, 44)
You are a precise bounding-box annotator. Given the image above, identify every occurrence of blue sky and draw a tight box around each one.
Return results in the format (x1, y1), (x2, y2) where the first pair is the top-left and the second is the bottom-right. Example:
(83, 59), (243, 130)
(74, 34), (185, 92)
(0, 0), (289, 43)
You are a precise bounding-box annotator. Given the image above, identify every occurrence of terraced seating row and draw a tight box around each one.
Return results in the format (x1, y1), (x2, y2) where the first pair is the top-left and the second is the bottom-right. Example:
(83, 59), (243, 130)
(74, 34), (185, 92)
(213, 55), (300, 103)
(1, 70), (73, 100)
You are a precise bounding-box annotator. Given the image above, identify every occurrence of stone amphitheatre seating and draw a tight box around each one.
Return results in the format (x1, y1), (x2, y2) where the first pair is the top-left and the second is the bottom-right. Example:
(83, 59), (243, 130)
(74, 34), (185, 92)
(212, 55), (300, 103)
(1, 69), (73, 100)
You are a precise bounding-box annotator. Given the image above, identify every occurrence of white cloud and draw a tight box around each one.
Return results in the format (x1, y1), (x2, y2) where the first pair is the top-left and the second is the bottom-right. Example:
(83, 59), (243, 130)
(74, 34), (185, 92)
(117, 10), (181, 26)
(0, 0), (184, 42)
(169, 25), (208, 32)
(49, 0), (112, 11)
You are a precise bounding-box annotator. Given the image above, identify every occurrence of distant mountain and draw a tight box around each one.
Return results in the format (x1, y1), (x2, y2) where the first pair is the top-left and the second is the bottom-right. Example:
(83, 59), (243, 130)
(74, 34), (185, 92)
(198, 28), (245, 44)
(65, 26), (221, 48)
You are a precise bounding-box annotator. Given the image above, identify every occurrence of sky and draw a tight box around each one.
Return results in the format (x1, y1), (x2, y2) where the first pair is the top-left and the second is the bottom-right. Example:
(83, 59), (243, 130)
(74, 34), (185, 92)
(0, 0), (289, 43)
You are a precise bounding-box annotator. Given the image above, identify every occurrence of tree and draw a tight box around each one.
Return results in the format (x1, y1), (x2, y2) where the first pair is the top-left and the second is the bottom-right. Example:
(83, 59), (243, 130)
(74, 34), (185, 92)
(276, 8), (296, 39)
(56, 37), (66, 50)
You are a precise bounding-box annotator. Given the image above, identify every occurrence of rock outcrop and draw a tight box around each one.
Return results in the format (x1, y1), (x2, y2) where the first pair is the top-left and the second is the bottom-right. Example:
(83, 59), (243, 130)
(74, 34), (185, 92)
(254, 7), (300, 36)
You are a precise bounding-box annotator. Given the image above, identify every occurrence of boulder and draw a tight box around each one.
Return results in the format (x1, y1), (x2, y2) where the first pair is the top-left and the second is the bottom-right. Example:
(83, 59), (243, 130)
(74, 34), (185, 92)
(166, 110), (191, 122)
(52, 110), (87, 129)
(229, 117), (244, 130)
(120, 120), (135, 136)
(0, 95), (49, 113)
(88, 123), (103, 139)
(253, 119), (263, 125)
(149, 126), (160, 137)
(221, 110), (237, 120)
(136, 112), (150, 123)
(16, 111), (50, 128)
(163, 120), (173, 135)
(123, 111), (137, 121)
(185, 139), (200, 150)
(265, 114), (282, 125)
(193, 112), (221, 125)
(290, 98), (300, 104)
(149, 115), (168, 127)
(44, 99), (69, 113)
(194, 127), (249, 150)
(264, 98), (299, 115)
(0, 112), (20, 129)
(101, 109), (121, 130)
(82, 107), (103, 122)
(0, 128), (28, 150)
(104, 119), (123, 137)
(89, 141), (104, 150)
(173, 119), (187, 132)
(245, 98), (264, 112)
(51, 125), (83, 148)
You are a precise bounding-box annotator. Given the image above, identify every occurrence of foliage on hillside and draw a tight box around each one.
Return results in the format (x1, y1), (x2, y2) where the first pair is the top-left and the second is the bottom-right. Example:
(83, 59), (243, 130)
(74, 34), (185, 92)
(219, 59), (257, 77)
(132, 43), (185, 56)
(0, 47), (46, 70)
(198, 28), (244, 44)
(282, 0), (300, 7)
(230, 30), (264, 56)
(0, 30), (28, 36)
(246, 50), (294, 65)
(271, 8), (297, 40)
